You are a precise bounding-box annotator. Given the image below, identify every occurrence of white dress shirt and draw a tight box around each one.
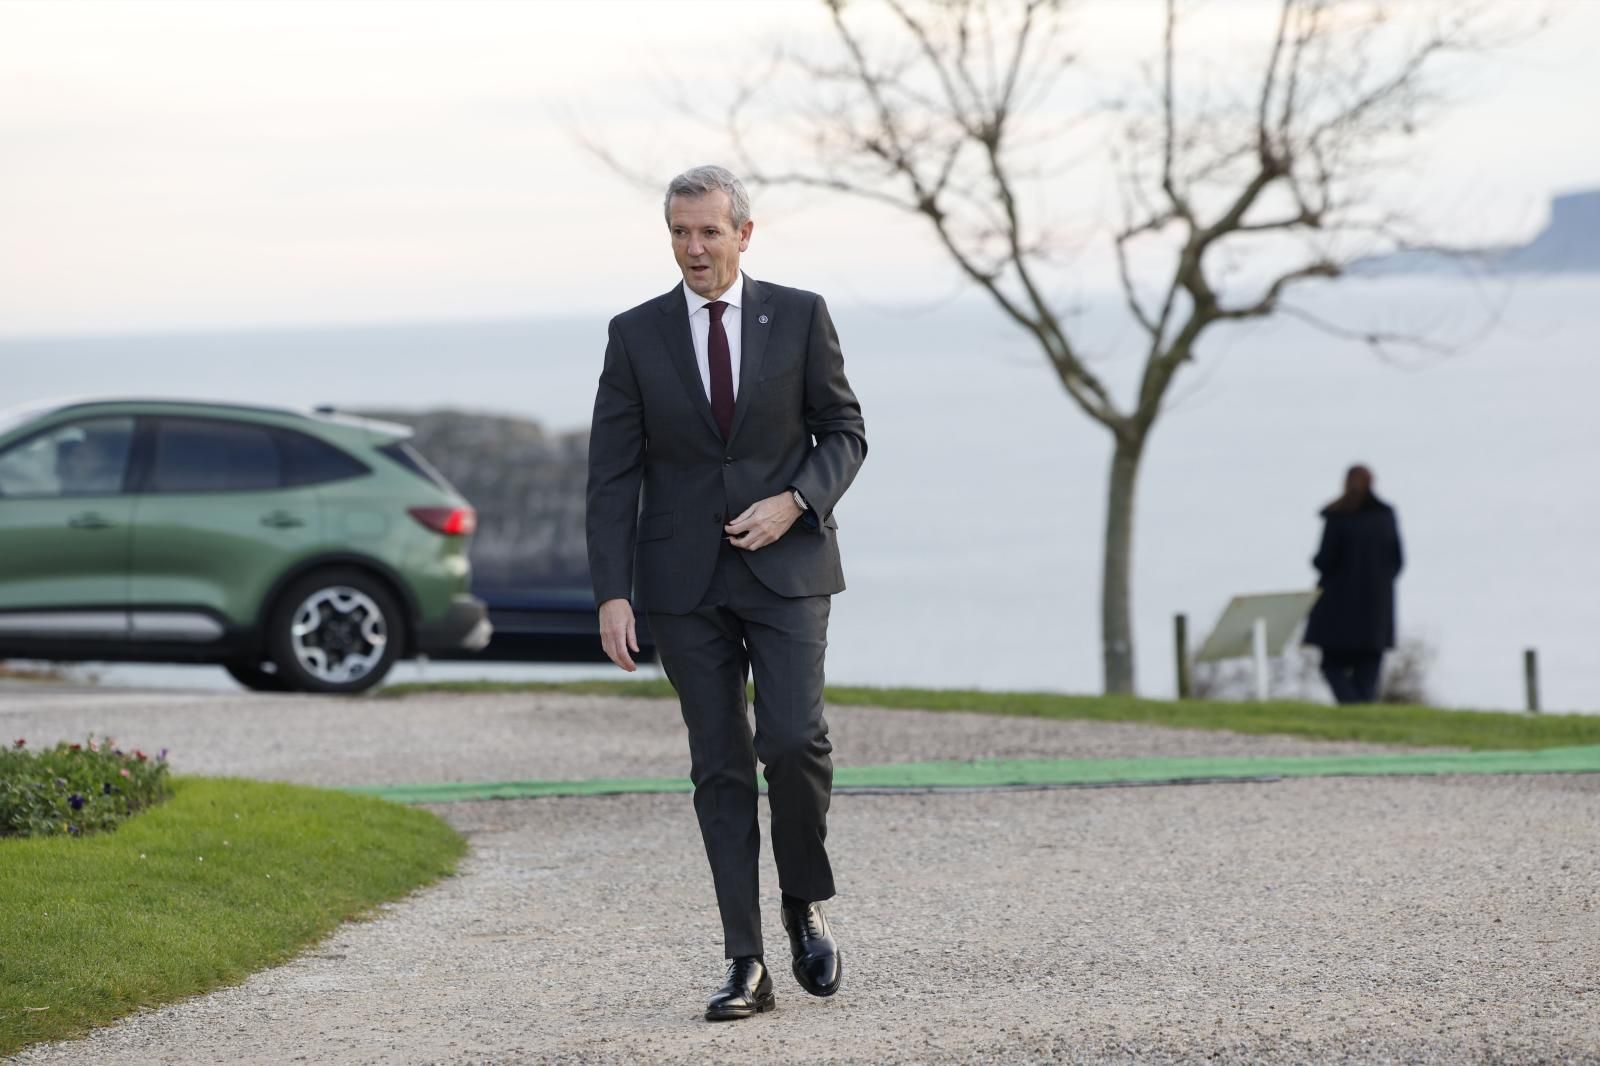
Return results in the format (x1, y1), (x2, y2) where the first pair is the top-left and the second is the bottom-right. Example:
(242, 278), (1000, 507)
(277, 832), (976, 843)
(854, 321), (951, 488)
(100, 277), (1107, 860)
(683, 274), (744, 401)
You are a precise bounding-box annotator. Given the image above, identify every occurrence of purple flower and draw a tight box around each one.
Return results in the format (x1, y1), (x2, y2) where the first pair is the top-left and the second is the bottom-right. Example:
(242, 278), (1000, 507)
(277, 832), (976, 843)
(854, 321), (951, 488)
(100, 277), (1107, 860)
(158, 748), (169, 761)
(68, 794), (85, 811)
(67, 824), (80, 836)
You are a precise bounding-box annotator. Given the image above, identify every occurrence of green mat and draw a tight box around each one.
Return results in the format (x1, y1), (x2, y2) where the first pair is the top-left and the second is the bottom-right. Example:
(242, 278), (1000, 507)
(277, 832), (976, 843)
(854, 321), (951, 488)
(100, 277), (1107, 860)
(352, 744), (1600, 805)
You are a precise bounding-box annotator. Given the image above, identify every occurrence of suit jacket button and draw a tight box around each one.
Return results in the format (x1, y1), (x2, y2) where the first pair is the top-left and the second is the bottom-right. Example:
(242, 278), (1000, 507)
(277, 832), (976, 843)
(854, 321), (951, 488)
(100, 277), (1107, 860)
(723, 456), (733, 466)
(713, 513), (723, 525)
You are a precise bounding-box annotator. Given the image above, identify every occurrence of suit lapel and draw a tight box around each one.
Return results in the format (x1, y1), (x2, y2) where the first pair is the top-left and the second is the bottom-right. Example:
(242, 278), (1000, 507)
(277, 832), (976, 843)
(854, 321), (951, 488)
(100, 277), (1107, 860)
(654, 284), (722, 441)
(728, 275), (772, 445)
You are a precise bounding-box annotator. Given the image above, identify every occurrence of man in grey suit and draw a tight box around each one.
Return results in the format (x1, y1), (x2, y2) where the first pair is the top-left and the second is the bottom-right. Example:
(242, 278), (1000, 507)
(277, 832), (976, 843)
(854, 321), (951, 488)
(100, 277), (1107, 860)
(586, 165), (867, 1021)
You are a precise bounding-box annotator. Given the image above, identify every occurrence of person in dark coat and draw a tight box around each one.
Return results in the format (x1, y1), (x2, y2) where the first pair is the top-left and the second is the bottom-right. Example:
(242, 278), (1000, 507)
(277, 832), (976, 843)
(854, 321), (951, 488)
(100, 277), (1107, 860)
(1303, 464), (1404, 704)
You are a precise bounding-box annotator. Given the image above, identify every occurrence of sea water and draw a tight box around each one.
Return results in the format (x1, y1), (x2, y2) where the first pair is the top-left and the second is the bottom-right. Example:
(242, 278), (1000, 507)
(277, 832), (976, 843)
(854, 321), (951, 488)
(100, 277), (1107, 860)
(4, 278), (1596, 711)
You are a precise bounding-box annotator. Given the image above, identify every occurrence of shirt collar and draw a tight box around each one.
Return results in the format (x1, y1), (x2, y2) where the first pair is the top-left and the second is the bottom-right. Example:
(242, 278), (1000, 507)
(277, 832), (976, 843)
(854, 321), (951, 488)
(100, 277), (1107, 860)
(682, 273), (744, 317)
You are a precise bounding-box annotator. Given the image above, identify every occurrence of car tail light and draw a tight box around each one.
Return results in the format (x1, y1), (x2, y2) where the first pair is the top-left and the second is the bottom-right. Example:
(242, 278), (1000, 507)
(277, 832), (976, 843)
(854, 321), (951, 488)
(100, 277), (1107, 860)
(408, 506), (477, 536)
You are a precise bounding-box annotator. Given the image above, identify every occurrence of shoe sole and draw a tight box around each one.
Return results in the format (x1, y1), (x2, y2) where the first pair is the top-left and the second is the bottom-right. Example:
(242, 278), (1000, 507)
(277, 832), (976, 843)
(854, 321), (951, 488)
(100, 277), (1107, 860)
(704, 993), (777, 1022)
(792, 950), (843, 998)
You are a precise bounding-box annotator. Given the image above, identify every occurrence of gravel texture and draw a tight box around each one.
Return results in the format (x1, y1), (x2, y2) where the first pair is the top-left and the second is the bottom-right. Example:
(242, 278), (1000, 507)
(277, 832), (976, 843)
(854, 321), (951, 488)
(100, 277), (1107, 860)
(5, 683), (1597, 1064)
(0, 686), (1448, 787)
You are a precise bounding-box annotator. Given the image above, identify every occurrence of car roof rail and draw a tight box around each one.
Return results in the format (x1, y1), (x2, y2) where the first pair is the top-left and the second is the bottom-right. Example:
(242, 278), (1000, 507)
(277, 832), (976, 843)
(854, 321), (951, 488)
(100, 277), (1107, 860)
(42, 396), (306, 419)
(310, 407), (415, 439)
(24, 397), (412, 438)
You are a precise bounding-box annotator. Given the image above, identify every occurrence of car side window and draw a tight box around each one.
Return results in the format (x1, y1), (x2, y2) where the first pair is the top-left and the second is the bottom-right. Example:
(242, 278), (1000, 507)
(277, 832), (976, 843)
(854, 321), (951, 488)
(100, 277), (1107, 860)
(148, 417), (283, 493)
(274, 428), (370, 487)
(0, 417), (135, 498)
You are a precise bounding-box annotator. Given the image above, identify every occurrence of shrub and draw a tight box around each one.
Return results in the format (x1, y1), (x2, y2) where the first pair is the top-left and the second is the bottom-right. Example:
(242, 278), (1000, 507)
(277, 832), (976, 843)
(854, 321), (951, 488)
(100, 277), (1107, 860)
(1191, 637), (1437, 705)
(0, 737), (171, 838)
(0, 661), (68, 682)
(1377, 638), (1435, 705)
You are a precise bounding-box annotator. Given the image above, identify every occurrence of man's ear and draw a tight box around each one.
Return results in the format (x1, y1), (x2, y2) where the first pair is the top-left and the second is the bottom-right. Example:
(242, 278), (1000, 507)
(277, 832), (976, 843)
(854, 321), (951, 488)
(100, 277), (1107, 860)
(738, 219), (754, 252)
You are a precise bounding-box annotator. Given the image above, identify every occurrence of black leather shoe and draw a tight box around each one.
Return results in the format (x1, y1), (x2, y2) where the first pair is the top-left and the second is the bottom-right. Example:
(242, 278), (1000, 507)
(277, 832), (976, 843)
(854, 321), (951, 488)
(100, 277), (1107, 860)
(704, 956), (776, 1021)
(781, 899), (842, 997)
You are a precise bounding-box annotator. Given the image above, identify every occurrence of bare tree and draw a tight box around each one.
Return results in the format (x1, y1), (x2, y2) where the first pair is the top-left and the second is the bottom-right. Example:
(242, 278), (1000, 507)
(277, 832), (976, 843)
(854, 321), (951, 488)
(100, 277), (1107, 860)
(688, 0), (1530, 695)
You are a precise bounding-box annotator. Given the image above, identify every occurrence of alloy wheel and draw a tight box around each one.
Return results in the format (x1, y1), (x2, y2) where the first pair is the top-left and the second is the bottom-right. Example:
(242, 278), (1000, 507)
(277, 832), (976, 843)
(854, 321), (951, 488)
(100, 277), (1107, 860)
(288, 585), (388, 684)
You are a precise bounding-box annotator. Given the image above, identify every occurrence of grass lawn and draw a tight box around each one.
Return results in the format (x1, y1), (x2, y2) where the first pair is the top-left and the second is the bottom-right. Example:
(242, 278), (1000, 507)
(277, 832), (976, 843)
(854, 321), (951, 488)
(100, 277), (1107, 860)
(381, 679), (1600, 751)
(0, 777), (465, 1056)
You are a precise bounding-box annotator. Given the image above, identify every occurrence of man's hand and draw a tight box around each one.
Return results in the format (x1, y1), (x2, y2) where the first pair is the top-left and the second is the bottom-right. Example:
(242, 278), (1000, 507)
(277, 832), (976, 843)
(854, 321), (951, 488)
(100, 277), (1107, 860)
(598, 598), (639, 672)
(724, 492), (803, 551)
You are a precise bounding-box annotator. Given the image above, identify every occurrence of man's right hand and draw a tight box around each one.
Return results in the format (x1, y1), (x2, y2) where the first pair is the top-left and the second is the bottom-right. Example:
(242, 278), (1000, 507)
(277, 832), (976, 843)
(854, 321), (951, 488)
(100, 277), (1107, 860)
(598, 598), (639, 672)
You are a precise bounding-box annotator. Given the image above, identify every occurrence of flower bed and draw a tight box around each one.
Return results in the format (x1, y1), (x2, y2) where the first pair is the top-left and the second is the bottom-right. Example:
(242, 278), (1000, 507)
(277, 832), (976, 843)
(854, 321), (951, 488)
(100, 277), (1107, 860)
(1, 737), (171, 838)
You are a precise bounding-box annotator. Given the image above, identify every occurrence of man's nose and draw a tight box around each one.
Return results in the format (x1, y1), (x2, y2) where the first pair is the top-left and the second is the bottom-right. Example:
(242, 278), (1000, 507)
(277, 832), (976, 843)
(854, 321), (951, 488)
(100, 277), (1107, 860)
(686, 238), (705, 256)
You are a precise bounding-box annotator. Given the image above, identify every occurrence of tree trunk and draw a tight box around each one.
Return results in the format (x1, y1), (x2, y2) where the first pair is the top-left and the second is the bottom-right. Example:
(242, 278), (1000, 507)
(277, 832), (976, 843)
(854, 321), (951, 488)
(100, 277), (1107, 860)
(1101, 432), (1146, 695)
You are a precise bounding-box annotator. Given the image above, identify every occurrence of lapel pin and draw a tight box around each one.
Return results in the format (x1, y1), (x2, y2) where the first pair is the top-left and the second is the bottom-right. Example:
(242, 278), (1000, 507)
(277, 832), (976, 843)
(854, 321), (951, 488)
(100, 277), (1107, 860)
(758, 314), (769, 325)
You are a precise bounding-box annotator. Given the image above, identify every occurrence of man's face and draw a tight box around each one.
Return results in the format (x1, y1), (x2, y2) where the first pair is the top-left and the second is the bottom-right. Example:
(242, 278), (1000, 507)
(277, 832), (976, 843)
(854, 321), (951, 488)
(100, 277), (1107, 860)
(668, 190), (753, 300)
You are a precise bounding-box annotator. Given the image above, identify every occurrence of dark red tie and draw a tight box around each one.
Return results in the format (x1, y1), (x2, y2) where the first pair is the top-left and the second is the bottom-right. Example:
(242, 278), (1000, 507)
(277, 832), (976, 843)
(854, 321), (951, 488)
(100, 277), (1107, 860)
(706, 300), (734, 440)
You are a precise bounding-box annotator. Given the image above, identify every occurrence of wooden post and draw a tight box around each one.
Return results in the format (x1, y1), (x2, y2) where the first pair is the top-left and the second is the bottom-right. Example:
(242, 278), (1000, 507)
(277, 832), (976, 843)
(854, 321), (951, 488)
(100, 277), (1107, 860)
(1251, 618), (1270, 702)
(1524, 648), (1540, 714)
(1174, 613), (1191, 700)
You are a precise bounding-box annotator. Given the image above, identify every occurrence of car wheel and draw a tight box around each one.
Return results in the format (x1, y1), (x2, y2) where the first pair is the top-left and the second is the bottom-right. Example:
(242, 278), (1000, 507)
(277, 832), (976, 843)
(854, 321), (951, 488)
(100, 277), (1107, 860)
(224, 659), (292, 693)
(266, 569), (404, 695)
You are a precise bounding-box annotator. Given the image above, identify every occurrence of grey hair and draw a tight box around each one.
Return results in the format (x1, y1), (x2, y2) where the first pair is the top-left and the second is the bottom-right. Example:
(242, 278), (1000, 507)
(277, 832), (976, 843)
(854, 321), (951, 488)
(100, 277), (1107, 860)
(663, 165), (752, 229)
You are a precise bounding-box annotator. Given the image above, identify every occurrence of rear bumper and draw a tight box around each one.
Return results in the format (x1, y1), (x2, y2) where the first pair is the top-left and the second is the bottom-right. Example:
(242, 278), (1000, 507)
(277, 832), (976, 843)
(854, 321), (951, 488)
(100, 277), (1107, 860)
(413, 595), (493, 654)
(421, 588), (657, 664)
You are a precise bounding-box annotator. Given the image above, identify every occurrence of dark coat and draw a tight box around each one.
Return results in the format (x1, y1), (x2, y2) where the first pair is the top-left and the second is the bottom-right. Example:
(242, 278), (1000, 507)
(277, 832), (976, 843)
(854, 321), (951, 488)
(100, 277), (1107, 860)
(586, 276), (867, 614)
(1303, 495), (1404, 652)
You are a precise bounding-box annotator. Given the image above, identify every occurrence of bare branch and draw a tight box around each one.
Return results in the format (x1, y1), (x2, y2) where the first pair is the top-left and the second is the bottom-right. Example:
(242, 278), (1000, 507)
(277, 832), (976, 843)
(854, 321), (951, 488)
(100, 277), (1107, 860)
(1256, 0), (1293, 166)
(1159, 0), (1195, 223)
(1113, 232), (1160, 340)
(883, 0), (980, 136)
(736, 168), (923, 216)
(1215, 259), (1341, 320)
(571, 128), (662, 194)
(1276, 303), (1465, 360)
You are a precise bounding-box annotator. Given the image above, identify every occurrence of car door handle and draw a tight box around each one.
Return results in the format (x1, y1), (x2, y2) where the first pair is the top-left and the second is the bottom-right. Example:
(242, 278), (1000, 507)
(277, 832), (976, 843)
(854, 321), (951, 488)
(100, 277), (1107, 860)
(67, 512), (114, 530)
(260, 511), (306, 529)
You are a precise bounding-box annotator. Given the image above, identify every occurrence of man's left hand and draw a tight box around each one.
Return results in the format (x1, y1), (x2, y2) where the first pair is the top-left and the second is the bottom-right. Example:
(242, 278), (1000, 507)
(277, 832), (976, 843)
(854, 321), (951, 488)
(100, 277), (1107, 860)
(725, 492), (802, 551)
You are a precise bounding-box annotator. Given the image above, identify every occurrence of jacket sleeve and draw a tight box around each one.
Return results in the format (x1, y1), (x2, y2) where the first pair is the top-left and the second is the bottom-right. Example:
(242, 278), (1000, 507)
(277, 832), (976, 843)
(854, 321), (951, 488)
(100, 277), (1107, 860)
(585, 318), (645, 605)
(1311, 518), (1339, 583)
(787, 294), (867, 527)
(1390, 511), (1404, 578)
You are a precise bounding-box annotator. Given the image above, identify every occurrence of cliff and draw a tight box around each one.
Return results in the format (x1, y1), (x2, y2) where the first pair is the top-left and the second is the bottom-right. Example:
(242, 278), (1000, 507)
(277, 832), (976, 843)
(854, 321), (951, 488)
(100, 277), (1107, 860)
(1353, 188), (1600, 277)
(1495, 189), (1600, 273)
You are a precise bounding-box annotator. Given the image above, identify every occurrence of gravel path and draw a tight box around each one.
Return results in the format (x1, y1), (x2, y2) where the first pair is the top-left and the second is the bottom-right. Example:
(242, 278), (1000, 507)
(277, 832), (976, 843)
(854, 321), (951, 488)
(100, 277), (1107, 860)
(5, 684), (1597, 1064)
(0, 686), (1449, 787)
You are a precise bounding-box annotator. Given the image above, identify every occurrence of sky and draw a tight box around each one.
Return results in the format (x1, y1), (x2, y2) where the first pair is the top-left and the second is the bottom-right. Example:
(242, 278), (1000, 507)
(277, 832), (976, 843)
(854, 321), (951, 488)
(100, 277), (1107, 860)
(1, 0), (1597, 336)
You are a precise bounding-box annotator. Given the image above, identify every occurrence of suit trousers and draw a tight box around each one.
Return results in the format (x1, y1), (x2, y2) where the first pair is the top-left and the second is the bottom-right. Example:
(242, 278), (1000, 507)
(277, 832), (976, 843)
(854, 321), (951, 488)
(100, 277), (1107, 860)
(647, 541), (836, 959)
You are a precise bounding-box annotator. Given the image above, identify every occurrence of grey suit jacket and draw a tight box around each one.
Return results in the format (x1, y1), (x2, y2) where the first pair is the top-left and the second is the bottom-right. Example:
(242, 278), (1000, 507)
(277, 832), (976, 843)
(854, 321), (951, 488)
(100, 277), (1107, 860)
(586, 276), (867, 615)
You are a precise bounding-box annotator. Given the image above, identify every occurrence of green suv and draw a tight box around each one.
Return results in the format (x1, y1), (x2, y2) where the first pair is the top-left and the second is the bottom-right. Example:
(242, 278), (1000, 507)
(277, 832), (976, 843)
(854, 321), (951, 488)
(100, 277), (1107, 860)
(0, 399), (490, 694)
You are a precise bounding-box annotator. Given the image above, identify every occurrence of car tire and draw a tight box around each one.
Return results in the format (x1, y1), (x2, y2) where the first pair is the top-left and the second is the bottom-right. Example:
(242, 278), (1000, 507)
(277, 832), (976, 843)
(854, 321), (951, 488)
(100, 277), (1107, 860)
(265, 568), (405, 695)
(224, 659), (292, 693)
